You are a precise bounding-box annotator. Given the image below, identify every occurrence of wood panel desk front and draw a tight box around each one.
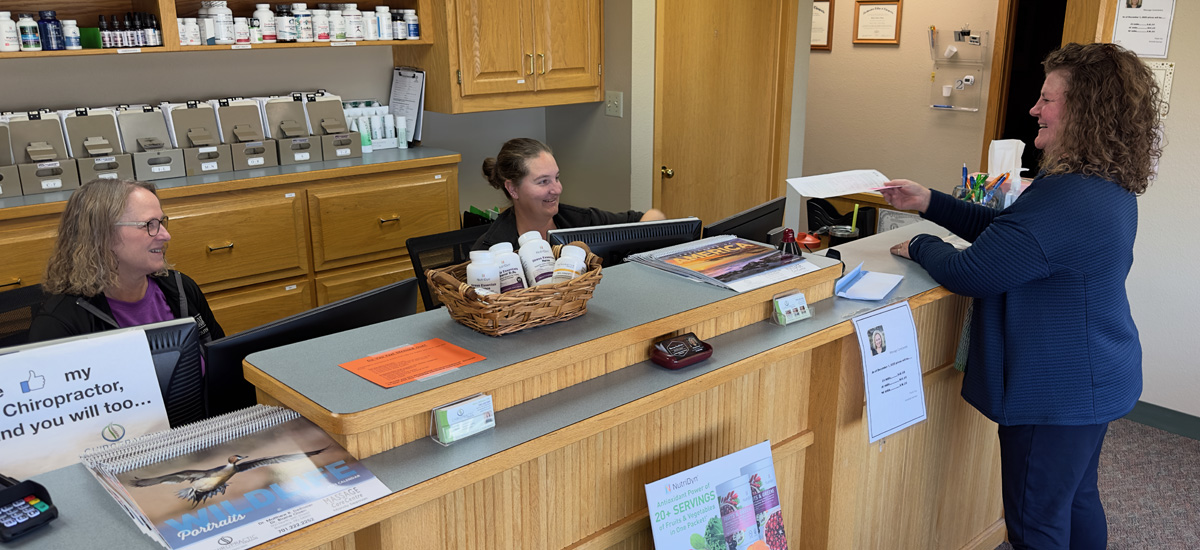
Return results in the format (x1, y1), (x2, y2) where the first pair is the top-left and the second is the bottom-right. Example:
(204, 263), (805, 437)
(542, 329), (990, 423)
(28, 222), (1003, 550)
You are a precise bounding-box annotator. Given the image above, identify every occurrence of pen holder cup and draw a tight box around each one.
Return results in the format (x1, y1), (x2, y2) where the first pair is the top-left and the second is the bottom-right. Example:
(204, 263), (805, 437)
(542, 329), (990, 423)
(426, 244), (604, 336)
(827, 225), (861, 247)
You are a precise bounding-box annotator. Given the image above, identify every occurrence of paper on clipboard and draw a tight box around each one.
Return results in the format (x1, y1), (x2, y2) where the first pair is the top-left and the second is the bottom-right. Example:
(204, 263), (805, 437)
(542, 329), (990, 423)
(389, 67), (425, 142)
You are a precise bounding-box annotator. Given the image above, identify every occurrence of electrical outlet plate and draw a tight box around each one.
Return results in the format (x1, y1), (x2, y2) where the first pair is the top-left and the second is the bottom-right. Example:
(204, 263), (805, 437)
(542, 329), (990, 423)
(604, 91), (623, 118)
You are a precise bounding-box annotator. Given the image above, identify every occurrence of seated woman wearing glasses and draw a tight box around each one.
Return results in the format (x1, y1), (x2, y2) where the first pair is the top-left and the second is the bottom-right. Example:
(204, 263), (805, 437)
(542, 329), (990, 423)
(28, 179), (224, 345)
(472, 138), (666, 250)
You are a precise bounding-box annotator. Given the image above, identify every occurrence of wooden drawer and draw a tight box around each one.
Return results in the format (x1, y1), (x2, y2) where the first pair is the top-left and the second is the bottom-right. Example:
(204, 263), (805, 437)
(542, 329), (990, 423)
(314, 257), (417, 307)
(308, 169), (455, 271)
(0, 218), (59, 291)
(206, 277), (315, 336)
(163, 189), (310, 292)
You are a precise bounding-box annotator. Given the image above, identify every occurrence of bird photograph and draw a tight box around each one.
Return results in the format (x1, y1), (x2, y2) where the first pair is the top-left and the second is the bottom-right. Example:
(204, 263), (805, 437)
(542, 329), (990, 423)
(132, 446), (331, 508)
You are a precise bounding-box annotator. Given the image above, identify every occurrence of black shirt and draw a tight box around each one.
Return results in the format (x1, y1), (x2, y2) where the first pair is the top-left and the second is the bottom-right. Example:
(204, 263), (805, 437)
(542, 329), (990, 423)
(472, 204), (643, 251)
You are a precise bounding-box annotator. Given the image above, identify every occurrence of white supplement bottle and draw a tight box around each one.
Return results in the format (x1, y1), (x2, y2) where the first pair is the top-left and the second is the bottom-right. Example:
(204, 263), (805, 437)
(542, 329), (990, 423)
(466, 251), (503, 295)
(375, 6), (392, 40)
(211, 1), (234, 44)
(233, 17), (250, 43)
(175, 17), (185, 45)
(183, 18), (200, 45)
(342, 4), (362, 40)
(488, 242), (528, 292)
(551, 245), (587, 283)
(17, 13), (41, 51)
(403, 9), (419, 40)
(2, 12), (23, 52)
(293, 4), (313, 42)
(362, 6), (378, 40)
(311, 9), (329, 41)
(62, 19), (82, 49)
(517, 231), (557, 286)
(327, 9), (345, 40)
(253, 4), (276, 42)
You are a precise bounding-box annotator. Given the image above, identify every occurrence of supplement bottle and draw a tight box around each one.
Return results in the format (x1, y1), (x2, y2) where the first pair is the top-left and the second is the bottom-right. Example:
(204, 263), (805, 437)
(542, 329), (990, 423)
(403, 9), (419, 40)
(17, 14), (41, 52)
(327, 9), (345, 40)
(488, 242), (528, 292)
(551, 245), (587, 283)
(375, 6), (392, 40)
(392, 9), (407, 40)
(312, 9), (329, 41)
(517, 231), (556, 286)
(466, 252), (503, 295)
(293, 4), (313, 42)
(211, 1), (234, 44)
(184, 18), (201, 45)
(234, 17), (250, 43)
(61, 19), (82, 50)
(342, 4), (362, 40)
(38, 11), (65, 51)
(252, 4), (277, 42)
(1, 12), (20, 52)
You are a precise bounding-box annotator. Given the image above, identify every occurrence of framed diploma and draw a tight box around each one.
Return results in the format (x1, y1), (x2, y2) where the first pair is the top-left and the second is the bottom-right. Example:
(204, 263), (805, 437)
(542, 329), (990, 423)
(853, 0), (902, 45)
(812, 1), (834, 51)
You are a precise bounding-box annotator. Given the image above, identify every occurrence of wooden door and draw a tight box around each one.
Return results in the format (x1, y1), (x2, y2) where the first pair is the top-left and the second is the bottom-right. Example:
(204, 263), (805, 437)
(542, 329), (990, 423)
(654, 0), (798, 225)
(455, 0), (536, 97)
(532, 0), (603, 91)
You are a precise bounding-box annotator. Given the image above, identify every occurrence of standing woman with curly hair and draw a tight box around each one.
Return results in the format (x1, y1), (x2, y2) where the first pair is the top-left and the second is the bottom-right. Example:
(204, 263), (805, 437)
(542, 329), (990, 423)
(29, 179), (224, 347)
(879, 43), (1161, 549)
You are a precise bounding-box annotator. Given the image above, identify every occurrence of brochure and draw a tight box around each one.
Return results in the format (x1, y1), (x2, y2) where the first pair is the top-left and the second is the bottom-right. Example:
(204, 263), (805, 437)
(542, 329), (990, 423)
(628, 236), (819, 292)
(80, 405), (390, 550)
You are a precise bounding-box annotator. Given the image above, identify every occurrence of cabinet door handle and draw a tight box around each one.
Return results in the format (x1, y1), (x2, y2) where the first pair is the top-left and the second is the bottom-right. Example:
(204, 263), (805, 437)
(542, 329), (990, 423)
(207, 242), (235, 252)
(379, 216), (401, 224)
(0, 278), (21, 288)
(526, 53), (534, 76)
(538, 53), (546, 75)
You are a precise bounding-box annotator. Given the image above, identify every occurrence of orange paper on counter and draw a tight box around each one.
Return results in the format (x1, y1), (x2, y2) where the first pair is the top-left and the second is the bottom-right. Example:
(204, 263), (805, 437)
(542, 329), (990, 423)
(339, 338), (485, 388)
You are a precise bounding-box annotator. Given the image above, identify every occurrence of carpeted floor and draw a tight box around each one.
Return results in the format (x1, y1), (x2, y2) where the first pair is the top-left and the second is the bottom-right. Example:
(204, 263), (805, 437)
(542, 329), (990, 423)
(993, 418), (1200, 549)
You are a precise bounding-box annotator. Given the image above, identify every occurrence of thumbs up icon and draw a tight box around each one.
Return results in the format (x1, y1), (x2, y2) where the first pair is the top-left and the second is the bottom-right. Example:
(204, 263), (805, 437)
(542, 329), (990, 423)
(20, 370), (46, 393)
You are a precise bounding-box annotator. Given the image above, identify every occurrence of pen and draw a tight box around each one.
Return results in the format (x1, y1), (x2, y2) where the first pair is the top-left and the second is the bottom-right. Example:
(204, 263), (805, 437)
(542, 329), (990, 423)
(961, 163), (968, 190)
(934, 104), (954, 109)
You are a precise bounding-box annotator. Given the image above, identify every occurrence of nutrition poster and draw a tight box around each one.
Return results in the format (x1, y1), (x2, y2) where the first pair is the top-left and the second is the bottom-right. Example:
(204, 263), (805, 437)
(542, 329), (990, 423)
(645, 441), (790, 550)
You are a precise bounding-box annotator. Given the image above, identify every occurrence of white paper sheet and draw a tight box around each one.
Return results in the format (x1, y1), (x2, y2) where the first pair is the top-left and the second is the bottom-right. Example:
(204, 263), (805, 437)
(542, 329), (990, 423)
(1112, 0), (1175, 59)
(786, 169), (891, 199)
(853, 301), (927, 443)
(389, 67), (425, 142)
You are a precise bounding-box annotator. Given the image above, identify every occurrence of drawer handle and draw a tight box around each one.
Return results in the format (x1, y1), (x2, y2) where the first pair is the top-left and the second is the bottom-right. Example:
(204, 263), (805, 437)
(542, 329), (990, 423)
(207, 242), (235, 252)
(526, 53), (534, 76)
(538, 53), (546, 75)
(379, 216), (401, 224)
(1, 278), (21, 288)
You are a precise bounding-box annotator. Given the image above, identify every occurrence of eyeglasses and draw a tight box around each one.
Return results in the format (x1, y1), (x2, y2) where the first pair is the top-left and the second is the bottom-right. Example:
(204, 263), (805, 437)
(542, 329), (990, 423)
(114, 216), (170, 236)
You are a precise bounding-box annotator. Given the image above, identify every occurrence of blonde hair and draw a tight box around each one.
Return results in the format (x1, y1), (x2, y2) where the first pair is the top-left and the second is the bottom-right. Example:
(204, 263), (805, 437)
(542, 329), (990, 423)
(43, 179), (168, 296)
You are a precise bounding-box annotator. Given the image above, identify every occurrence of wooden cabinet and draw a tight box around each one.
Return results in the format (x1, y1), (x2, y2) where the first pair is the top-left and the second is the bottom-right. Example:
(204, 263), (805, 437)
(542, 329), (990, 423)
(393, 0), (604, 113)
(0, 153), (460, 334)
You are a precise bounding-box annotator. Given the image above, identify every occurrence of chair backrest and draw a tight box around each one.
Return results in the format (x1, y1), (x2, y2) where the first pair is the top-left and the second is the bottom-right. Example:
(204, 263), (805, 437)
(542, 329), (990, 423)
(406, 224), (491, 311)
(0, 284), (45, 348)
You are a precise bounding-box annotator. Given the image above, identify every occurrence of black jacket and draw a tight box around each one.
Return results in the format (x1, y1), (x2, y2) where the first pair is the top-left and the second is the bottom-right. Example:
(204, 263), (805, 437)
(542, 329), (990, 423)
(28, 270), (225, 346)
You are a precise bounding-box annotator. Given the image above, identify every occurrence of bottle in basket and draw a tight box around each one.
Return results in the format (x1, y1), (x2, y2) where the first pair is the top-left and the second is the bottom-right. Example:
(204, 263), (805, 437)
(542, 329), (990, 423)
(489, 242), (528, 291)
(466, 251), (502, 294)
(551, 245), (587, 283)
(518, 231), (556, 286)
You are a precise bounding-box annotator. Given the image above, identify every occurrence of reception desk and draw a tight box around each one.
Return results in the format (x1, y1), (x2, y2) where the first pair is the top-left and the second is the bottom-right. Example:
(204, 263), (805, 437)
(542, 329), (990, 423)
(26, 222), (1004, 550)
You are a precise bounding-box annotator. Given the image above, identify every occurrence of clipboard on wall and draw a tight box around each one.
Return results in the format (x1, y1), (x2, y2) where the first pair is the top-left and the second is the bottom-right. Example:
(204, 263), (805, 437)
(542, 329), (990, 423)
(389, 67), (425, 143)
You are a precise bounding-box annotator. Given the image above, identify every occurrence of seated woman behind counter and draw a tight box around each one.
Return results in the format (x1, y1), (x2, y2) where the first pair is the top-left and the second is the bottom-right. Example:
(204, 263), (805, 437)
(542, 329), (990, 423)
(29, 179), (224, 346)
(472, 138), (665, 250)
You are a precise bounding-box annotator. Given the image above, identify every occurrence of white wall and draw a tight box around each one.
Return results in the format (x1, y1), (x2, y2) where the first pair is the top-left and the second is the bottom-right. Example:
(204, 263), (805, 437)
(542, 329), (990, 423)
(804, 1), (998, 192)
(1127, 2), (1200, 417)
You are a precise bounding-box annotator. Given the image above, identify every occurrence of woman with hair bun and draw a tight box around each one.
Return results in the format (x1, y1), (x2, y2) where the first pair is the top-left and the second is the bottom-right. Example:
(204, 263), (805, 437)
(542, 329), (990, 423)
(880, 43), (1162, 549)
(471, 138), (665, 251)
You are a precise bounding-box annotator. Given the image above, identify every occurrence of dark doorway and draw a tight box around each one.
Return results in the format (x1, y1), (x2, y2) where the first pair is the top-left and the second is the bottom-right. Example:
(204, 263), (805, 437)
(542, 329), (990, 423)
(999, 0), (1068, 172)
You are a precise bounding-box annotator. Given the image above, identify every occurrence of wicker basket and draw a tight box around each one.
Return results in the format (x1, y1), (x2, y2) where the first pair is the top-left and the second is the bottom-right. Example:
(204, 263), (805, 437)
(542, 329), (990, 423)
(426, 244), (604, 336)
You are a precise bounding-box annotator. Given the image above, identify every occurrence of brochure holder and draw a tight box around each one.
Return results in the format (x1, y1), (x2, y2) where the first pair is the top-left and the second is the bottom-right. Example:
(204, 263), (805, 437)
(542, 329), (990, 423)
(926, 28), (989, 112)
(771, 289), (812, 326)
(170, 105), (233, 176)
(64, 109), (134, 182)
(0, 123), (20, 198)
(216, 100), (278, 170)
(265, 97), (323, 166)
(9, 115), (80, 195)
(305, 94), (362, 161)
(117, 108), (186, 181)
(429, 393), (495, 446)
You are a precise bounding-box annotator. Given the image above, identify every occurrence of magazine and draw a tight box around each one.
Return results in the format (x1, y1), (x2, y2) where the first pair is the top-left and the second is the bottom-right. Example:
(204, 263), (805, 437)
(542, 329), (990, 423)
(79, 405), (390, 550)
(628, 235), (819, 292)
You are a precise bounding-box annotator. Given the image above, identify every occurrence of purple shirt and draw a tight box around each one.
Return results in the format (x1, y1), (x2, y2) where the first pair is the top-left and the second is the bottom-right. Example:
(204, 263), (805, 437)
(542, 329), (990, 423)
(107, 278), (175, 329)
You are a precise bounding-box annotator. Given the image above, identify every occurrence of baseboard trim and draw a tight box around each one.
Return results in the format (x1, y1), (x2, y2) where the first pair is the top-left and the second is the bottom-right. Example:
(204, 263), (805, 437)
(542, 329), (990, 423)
(1125, 401), (1200, 441)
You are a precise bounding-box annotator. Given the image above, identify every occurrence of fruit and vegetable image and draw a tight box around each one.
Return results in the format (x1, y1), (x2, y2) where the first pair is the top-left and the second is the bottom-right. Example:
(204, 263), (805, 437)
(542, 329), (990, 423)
(688, 516), (726, 550)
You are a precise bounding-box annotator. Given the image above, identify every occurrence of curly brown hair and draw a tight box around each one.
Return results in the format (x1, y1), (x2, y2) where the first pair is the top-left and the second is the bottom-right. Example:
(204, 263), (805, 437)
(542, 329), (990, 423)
(1040, 42), (1162, 194)
(482, 138), (553, 200)
(42, 179), (168, 297)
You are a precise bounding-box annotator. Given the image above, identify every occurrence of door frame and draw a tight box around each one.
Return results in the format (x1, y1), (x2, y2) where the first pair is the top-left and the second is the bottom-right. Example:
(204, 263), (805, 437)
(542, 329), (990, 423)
(650, 0), (801, 215)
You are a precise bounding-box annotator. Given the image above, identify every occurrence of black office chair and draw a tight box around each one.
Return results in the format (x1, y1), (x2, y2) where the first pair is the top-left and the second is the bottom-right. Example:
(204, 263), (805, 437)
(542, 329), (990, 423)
(0, 284), (45, 348)
(406, 224), (491, 311)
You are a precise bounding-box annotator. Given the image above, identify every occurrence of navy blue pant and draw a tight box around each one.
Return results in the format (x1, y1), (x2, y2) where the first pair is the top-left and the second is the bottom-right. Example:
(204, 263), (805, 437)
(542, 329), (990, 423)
(997, 423), (1110, 550)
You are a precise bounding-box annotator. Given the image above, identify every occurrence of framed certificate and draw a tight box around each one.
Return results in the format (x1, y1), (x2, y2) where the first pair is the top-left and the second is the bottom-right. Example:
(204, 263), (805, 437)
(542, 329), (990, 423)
(812, 1), (834, 51)
(853, 0), (902, 44)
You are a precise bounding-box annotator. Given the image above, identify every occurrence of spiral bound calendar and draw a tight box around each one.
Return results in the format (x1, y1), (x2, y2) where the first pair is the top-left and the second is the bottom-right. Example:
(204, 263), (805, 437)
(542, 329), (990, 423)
(80, 405), (390, 550)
